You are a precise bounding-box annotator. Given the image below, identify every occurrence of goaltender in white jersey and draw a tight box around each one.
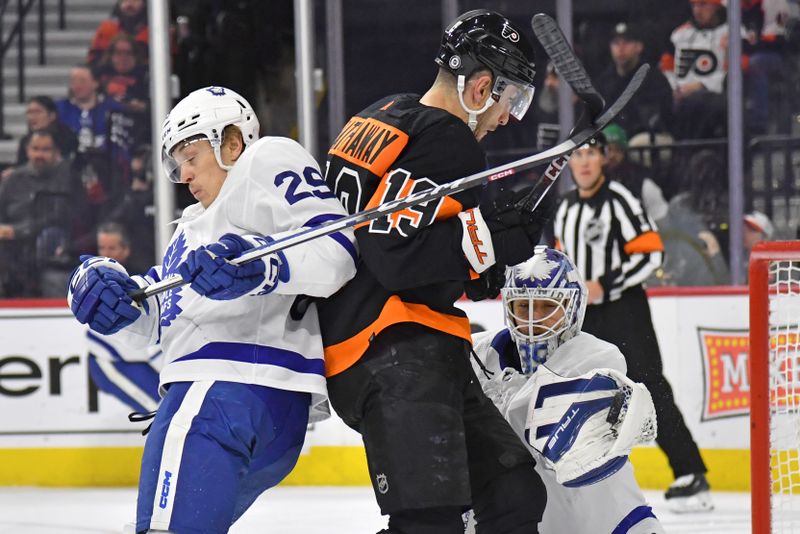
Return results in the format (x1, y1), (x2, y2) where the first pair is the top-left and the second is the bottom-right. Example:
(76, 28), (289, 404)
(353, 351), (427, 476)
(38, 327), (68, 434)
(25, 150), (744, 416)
(469, 247), (664, 534)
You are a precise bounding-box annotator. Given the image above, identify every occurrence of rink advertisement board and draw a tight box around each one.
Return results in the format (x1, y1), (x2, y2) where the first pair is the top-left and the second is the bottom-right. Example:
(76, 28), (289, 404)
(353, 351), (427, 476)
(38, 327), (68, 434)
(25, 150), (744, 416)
(0, 292), (753, 489)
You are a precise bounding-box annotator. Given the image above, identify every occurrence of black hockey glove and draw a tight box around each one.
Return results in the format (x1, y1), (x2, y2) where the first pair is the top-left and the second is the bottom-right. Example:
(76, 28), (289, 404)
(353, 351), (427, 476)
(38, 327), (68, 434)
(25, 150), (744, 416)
(480, 186), (556, 267)
(464, 263), (506, 301)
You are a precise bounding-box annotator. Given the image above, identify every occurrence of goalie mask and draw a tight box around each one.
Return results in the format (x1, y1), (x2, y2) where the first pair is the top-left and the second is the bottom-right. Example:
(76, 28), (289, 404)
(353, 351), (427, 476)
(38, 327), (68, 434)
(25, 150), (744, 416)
(160, 86), (260, 183)
(502, 247), (588, 374)
(436, 10), (538, 129)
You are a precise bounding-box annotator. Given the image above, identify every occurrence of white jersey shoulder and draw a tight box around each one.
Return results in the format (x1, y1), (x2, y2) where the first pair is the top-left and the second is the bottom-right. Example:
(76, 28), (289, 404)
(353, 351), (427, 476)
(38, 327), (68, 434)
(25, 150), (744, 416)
(471, 329), (626, 380)
(106, 136), (357, 422)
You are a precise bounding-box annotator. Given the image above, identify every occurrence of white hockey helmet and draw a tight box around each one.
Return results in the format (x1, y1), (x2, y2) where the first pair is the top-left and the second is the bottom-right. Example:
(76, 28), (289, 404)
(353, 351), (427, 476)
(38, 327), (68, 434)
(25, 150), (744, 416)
(160, 86), (259, 182)
(501, 246), (588, 374)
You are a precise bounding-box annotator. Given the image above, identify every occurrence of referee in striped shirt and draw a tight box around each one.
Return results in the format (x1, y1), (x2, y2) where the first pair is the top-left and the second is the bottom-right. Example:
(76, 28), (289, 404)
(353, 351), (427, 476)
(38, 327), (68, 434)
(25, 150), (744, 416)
(552, 133), (712, 511)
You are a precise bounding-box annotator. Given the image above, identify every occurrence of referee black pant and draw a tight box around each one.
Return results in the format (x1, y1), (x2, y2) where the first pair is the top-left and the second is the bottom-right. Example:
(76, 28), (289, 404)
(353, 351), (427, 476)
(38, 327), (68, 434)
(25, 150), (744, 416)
(582, 285), (707, 479)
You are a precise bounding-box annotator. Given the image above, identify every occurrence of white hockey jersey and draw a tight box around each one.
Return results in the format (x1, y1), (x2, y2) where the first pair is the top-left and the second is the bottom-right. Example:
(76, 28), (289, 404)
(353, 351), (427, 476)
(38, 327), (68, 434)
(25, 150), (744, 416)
(110, 137), (358, 421)
(665, 20), (745, 94)
(471, 329), (664, 534)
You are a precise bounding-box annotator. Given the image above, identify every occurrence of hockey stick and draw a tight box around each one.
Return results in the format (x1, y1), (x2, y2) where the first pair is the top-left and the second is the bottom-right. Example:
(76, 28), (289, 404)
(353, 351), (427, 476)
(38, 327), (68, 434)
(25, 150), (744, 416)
(532, 14), (605, 120)
(514, 13), (614, 213)
(130, 64), (649, 302)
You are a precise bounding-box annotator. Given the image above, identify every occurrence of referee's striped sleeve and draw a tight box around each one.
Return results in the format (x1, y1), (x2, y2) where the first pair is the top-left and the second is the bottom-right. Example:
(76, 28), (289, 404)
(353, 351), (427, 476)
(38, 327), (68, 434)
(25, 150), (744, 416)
(601, 186), (664, 299)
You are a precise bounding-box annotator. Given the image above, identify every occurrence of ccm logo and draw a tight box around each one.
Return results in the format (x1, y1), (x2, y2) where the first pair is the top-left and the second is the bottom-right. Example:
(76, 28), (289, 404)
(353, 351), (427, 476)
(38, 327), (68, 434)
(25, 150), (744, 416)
(158, 470), (173, 509)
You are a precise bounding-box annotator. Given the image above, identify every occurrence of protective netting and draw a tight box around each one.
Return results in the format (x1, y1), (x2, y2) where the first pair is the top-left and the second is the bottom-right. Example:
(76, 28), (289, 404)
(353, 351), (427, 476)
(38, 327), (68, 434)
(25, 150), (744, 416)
(768, 259), (800, 531)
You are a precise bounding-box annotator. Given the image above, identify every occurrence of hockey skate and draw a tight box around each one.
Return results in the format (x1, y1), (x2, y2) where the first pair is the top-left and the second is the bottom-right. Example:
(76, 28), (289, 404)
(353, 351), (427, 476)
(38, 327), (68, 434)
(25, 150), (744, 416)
(664, 473), (714, 513)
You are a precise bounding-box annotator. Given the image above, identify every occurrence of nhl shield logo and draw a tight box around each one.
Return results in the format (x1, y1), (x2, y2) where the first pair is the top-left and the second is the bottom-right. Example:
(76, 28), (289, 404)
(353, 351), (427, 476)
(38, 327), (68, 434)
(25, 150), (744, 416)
(376, 473), (389, 494)
(584, 218), (606, 245)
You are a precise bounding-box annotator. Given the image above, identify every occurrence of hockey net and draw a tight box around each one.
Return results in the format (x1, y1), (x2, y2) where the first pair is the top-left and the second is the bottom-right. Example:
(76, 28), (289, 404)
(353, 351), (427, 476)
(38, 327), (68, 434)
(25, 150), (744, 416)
(750, 241), (800, 533)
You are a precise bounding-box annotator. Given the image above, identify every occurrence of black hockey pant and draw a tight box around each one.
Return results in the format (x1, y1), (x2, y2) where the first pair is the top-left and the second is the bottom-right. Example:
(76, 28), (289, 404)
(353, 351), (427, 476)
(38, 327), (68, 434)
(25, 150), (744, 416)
(328, 323), (546, 534)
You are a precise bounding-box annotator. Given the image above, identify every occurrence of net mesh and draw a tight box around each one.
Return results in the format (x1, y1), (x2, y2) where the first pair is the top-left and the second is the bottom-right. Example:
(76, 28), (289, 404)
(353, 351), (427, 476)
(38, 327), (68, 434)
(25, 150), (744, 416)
(768, 259), (800, 531)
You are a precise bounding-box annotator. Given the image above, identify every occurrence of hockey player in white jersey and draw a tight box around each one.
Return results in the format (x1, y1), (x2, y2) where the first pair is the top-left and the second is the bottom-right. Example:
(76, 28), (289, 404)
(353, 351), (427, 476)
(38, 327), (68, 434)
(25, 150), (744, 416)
(469, 247), (664, 534)
(66, 86), (357, 533)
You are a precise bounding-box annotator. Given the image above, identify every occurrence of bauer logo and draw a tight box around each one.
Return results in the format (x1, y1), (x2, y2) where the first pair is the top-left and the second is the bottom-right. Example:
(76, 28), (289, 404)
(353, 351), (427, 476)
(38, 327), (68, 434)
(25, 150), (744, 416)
(698, 328), (750, 420)
(159, 470), (173, 509)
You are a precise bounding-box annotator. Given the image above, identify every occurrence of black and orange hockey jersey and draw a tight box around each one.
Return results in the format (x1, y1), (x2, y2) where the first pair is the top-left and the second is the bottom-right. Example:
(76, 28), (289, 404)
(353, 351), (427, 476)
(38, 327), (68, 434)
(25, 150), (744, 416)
(320, 94), (487, 376)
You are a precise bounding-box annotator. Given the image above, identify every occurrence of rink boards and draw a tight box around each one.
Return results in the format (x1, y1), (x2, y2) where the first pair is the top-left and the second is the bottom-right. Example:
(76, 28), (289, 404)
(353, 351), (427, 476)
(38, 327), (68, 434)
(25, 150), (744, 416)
(0, 290), (763, 490)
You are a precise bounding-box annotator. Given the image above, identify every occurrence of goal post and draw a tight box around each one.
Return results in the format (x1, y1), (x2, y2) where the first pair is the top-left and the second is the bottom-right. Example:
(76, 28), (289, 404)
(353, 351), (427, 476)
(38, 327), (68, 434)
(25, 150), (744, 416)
(750, 240), (800, 533)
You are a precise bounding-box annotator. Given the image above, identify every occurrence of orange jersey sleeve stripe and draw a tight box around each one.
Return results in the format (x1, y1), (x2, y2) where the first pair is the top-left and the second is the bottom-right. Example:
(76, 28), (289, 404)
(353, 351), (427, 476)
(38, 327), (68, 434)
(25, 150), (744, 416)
(624, 230), (665, 255)
(355, 171), (465, 232)
(324, 296), (472, 377)
(660, 53), (675, 72)
(328, 117), (409, 178)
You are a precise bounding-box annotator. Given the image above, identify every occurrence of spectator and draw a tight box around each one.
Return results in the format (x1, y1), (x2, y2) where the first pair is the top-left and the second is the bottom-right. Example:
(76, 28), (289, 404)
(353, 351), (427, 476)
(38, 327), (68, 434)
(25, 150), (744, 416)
(95, 34), (149, 113)
(652, 149), (731, 286)
(603, 123), (669, 222)
(0, 130), (72, 296)
(56, 65), (130, 209)
(552, 134), (712, 512)
(743, 211), (775, 279)
(95, 34), (150, 148)
(88, 0), (148, 67)
(595, 22), (674, 136)
(533, 63), (562, 150)
(10, 96), (77, 173)
(661, 0), (743, 139)
(743, 0), (792, 134)
(107, 146), (155, 271)
(96, 221), (148, 275)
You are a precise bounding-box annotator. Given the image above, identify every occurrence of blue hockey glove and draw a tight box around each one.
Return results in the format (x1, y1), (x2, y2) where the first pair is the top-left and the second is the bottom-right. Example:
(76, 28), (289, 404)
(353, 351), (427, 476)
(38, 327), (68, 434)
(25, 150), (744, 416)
(67, 255), (147, 335)
(178, 233), (289, 301)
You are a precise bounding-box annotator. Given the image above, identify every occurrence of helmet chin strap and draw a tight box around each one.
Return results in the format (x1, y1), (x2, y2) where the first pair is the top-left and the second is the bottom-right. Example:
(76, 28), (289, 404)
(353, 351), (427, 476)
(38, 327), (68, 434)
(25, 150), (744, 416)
(457, 75), (494, 132)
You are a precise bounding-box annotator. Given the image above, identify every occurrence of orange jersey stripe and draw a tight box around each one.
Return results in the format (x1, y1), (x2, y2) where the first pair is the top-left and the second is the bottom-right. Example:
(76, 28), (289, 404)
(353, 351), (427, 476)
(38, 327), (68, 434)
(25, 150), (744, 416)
(660, 53), (675, 72)
(324, 296), (472, 377)
(354, 171), (465, 231)
(329, 117), (409, 178)
(624, 230), (665, 255)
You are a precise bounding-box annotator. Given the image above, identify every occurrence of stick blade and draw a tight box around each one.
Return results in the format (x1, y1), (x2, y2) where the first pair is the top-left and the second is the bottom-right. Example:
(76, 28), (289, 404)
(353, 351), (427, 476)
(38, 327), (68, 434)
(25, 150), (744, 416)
(531, 13), (605, 118)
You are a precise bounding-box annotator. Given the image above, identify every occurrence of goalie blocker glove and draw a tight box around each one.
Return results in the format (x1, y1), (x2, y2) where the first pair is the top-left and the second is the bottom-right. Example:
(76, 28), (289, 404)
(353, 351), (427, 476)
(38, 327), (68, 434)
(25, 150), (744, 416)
(525, 365), (657, 487)
(67, 255), (150, 335)
(178, 233), (290, 301)
(458, 186), (555, 272)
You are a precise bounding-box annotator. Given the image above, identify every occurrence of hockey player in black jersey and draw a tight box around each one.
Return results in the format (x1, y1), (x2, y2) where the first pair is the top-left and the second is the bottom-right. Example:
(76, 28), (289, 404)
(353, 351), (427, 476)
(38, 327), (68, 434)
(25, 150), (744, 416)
(320, 10), (549, 534)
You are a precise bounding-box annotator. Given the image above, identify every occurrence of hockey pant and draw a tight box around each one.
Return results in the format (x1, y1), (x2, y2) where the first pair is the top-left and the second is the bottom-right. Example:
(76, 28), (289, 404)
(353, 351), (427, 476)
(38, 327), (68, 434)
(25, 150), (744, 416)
(328, 323), (546, 534)
(135, 380), (310, 534)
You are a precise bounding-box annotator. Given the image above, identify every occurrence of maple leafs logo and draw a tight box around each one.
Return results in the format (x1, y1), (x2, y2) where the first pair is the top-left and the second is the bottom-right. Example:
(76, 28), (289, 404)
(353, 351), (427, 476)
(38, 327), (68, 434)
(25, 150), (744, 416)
(160, 231), (187, 327)
(520, 257), (560, 282)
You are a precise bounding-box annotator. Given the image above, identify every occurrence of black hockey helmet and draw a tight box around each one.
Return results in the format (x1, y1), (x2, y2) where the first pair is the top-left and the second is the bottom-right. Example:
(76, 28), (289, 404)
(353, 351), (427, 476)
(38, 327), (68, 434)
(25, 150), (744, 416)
(435, 10), (537, 88)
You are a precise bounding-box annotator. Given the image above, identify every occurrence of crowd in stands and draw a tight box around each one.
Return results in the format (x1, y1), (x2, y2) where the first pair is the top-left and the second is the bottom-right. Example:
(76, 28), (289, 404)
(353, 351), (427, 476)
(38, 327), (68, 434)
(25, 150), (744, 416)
(0, 0), (796, 297)
(0, 0), (151, 297)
